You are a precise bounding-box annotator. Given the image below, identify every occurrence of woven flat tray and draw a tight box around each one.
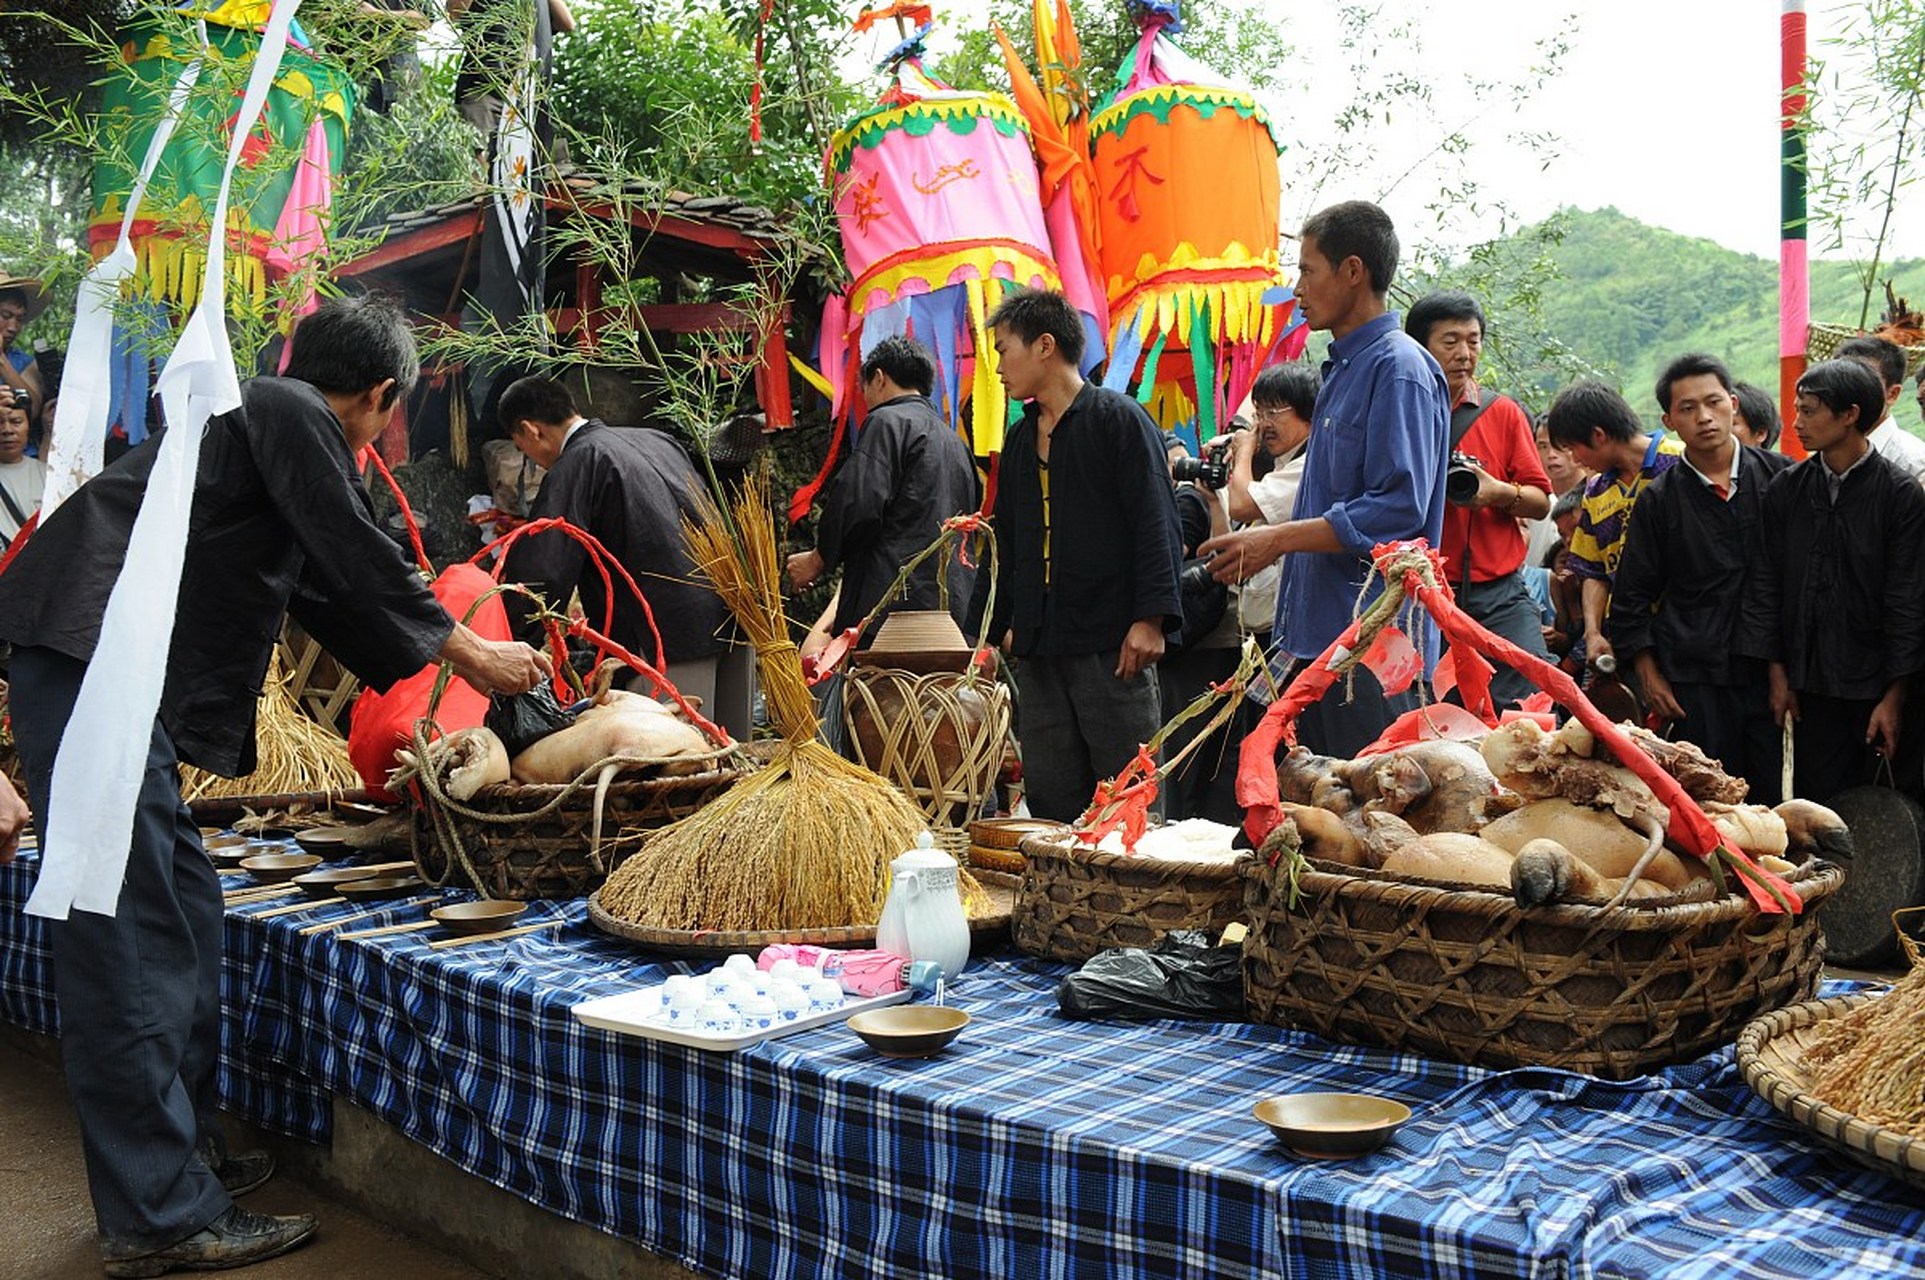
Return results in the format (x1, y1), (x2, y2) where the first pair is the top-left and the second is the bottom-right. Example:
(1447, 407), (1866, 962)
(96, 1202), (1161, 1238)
(585, 869), (1020, 957)
(1736, 991), (1925, 1190)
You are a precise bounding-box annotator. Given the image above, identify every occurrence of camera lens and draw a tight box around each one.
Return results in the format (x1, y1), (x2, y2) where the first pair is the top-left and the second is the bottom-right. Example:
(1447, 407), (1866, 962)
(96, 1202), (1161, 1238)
(1445, 464), (1481, 505)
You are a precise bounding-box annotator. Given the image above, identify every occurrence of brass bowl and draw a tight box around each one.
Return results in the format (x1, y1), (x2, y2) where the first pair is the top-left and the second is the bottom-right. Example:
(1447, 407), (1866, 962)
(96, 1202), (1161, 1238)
(431, 900), (527, 936)
(1252, 1093), (1412, 1160)
(337, 875), (424, 902)
(238, 852), (323, 884)
(204, 833), (252, 851)
(846, 1006), (971, 1059)
(291, 866), (386, 899)
(292, 826), (361, 855)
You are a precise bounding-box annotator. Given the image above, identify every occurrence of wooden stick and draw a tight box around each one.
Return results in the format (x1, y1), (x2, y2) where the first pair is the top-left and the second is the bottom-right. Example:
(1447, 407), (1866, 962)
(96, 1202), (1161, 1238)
(297, 895), (440, 936)
(223, 884), (299, 904)
(249, 895), (344, 920)
(428, 919), (565, 951)
(337, 920), (439, 941)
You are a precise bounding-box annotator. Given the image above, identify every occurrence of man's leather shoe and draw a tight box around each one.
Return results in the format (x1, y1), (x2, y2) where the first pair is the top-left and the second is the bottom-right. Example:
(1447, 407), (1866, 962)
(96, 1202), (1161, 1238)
(102, 1205), (317, 1277)
(214, 1149), (274, 1198)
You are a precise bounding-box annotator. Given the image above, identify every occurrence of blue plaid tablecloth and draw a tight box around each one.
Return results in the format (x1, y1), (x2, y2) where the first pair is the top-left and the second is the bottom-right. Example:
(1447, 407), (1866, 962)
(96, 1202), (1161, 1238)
(5, 841), (1925, 1280)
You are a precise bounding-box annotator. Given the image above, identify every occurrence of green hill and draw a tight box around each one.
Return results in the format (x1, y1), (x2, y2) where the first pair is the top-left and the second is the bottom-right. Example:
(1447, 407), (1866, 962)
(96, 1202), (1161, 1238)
(1501, 207), (1925, 427)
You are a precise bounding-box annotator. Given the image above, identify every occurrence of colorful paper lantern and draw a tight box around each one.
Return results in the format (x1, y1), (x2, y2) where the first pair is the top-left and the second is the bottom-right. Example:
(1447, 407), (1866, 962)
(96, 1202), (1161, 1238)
(1091, 4), (1302, 443)
(823, 37), (1065, 454)
(88, 7), (354, 314)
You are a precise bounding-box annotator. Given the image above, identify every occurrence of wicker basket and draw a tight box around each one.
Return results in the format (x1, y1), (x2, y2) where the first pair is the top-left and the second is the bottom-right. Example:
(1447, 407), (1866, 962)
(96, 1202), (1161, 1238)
(1809, 321), (1925, 374)
(1240, 853), (1845, 1079)
(1011, 830), (1246, 963)
(966, 817), (1065, 875)
(1737, 992), (1925, 1191)
(408, 760), (745, 900)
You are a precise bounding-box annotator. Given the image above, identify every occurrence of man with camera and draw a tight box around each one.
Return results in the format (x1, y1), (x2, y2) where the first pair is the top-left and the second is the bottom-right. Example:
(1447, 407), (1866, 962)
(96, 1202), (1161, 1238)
(1407, 292), (1552, 711)
(1157, 437), (1238, 821)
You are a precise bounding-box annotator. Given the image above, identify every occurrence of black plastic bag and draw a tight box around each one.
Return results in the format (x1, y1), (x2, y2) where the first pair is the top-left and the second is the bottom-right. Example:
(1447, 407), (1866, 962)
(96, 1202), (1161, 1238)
(1056, 930), (1245, 1021)
(485, 684), (577, 758)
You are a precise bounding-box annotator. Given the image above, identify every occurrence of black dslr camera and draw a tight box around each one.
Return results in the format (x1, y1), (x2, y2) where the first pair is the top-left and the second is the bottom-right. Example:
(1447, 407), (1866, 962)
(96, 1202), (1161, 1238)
(1445, 451), (1483, 505)
(1171, 454), (1228, 489)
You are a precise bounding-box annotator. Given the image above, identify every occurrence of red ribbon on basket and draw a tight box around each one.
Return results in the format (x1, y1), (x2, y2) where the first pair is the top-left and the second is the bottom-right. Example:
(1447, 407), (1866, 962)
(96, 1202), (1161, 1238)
(1237, 540), (1801, 914)
(1073, 745), (1161, 850)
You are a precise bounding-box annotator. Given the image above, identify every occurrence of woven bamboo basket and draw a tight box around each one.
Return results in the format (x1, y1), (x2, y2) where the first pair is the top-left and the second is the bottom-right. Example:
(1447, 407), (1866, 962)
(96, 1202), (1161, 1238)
(1809, 321), (1925, 374)
(966, 817), (1065, 875)
(408, 755), (746, 900)
(1240, 853), (1844, 1079)
(842, 664), (1010, 837)
(1011, 829), (1247, 963)
(1736, 992), (1925, 1191)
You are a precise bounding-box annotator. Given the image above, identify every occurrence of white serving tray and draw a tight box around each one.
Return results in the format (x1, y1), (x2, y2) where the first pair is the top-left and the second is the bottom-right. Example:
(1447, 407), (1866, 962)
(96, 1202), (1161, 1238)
(572, 983), (912, 1052)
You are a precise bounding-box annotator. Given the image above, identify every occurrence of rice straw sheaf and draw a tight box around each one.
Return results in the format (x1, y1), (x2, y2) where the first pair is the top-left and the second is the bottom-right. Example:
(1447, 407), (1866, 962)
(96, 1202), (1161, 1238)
(181, 652), (360, 801)
(596, 477), (980, 932)
(1803, 964), (1925, 1135)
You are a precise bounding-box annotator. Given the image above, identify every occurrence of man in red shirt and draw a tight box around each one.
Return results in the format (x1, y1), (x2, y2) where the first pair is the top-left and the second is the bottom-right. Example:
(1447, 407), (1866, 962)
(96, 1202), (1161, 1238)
(1407, 292), (1553, 711)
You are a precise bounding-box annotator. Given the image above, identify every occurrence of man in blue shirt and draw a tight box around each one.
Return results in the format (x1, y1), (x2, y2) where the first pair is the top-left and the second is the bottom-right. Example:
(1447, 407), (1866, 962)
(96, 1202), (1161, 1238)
(1201, 201), (1448, 756)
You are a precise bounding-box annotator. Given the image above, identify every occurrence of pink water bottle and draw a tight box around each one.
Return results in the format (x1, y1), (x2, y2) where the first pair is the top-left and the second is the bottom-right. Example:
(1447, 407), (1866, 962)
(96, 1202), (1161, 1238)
(756, 945), (942, 998)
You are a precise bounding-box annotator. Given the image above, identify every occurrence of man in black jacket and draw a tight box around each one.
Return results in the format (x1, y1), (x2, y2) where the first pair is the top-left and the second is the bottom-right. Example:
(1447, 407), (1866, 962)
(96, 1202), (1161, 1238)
(0, 295), (548, 1275)
(968, 288), (1184, 821)
(1741, 358), (1925, 801)
(785, 335), (977, 639)
(498, 376), (747, 736)
(1608, 353), (1788, 800)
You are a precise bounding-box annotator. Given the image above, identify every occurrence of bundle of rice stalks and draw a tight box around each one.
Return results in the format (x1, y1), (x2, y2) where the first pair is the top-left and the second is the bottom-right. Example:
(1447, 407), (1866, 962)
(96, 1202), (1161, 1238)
(597, 477), (970, 932)
(1802, 963), (1925, 1135)
(181, 651), (361, 802)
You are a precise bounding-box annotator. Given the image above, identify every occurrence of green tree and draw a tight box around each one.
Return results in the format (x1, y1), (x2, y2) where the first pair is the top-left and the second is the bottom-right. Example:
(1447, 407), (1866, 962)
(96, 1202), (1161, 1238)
(552, 0), (859, 215)
(1804, 0), (1925, 328)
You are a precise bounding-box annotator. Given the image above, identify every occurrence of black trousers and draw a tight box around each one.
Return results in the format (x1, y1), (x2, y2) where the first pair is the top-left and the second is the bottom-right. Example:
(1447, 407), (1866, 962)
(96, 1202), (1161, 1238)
(1670, 680), (1783, 804)
(1286, 661), (1422, 760)
(1156, 643), (1244, 825)
(1454, 571), (1552, 713)
(1792, 691), (1883, 804)
(10, 646), (231, 1252)
(1010, 652), (1163, 822)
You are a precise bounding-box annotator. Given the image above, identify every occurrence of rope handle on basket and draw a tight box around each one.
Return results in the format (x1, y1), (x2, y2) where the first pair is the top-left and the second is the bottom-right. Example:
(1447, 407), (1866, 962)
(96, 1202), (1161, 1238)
(360, 446), (433, 578)
(1233, 540), (1803, 915)
(470, 515), (673, 681)
(802, 513), (1001, 686)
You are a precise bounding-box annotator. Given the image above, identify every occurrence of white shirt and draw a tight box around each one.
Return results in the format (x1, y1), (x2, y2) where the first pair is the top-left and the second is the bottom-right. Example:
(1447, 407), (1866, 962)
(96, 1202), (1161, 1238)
(1682, 442), (1742, 501)
(0, 455), (44, 544)
(1237, 447), (1307, 631)
(1868, 417), (1925, 486)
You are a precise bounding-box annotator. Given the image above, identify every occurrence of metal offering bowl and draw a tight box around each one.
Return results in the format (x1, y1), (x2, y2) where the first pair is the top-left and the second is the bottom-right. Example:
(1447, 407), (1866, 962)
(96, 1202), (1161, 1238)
(1252, 1093), (1412, 1160)
(846, 1006), (970, 1059)
(238, 852), (323, 883)
(431, 900), (527, 936)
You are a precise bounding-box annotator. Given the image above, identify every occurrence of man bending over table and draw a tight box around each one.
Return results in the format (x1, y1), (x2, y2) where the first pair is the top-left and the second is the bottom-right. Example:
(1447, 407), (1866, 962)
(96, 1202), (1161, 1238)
(0, 295), (548, 1276)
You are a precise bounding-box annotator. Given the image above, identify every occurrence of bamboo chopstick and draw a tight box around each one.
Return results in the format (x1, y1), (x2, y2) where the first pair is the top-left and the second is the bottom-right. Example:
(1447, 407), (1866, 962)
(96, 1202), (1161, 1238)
(250, 895), (343, 920)
(427, 919), (565, 951)
(337, 919), (439, 942)
(298, 895), (440, 936)
(223, 885), (299, 904)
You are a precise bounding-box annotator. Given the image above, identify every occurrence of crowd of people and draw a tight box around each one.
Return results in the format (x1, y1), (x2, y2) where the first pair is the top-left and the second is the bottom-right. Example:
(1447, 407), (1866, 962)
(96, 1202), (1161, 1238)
(6, 193), (1925, 1272)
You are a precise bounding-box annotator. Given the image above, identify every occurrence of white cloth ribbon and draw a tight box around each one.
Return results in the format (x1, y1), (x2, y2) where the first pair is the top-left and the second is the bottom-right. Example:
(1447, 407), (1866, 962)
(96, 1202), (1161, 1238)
(29, 0), (303, 920)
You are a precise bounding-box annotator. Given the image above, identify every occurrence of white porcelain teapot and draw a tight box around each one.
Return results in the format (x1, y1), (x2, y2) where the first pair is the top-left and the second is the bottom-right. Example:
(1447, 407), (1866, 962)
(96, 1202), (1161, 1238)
(876, 831), (971, 981)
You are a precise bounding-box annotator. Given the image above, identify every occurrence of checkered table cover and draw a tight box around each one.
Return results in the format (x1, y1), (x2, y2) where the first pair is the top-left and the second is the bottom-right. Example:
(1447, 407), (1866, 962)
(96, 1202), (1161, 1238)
(5, 844), (1925, 1280)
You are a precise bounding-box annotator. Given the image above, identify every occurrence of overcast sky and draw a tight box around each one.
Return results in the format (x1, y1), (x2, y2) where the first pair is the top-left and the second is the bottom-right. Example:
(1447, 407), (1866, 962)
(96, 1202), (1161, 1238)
(867, 0), (1912, 266)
